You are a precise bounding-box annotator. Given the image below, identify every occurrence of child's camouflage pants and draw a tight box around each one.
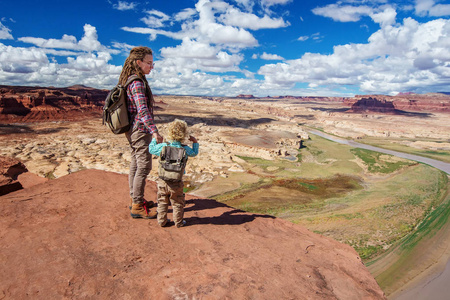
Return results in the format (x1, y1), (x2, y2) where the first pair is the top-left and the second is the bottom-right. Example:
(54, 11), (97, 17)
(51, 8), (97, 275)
(156, 179), (185, 227)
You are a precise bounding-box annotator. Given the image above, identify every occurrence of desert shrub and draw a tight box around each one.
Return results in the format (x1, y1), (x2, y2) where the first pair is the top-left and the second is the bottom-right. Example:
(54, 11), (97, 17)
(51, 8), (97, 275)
(356, 245), (384, 260)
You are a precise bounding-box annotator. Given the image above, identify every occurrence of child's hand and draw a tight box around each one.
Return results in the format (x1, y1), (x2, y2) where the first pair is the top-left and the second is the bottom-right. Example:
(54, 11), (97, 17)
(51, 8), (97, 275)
(189, 135), (198, 143)
(153, 132), (163, 143)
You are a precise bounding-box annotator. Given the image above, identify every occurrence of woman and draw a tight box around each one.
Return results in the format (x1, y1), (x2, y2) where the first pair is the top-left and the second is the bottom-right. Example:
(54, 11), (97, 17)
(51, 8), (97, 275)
(119, 46), (163, 219)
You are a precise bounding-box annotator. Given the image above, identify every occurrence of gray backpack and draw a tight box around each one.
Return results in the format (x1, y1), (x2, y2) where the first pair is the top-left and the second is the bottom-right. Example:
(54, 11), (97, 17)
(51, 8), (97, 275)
(102, 75), (141, 134)
(158, 146), (188, 182)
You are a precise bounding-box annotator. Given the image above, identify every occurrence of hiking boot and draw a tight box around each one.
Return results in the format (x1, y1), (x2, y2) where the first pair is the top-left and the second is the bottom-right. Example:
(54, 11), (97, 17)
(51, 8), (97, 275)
(129, 198), (154, 210)
(130, 203), (157, 219)
(144, 199), (154, 209)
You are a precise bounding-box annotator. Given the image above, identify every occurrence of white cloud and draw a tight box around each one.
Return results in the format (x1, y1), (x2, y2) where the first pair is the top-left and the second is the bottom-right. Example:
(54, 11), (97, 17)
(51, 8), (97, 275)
(141, 10), (170, 28)
(41, 49), (82, 56)
(120, 0), (290, 89)
(18, 24), (104, 52)
(159, 38), (244, 73)
(0, 21), (13, 40)
(260, 52), (284, 60)
(19, 35), (77, 49)
(258, 18), (450, 94)
(0, 24), (122, 89)
(0, 42), (121, 88)
(233, 0), (255, 12)
(217, 6), (289, 30)
(311, 33), (323, 41)
(312, 3), (399, 28)
(124, 0), (290, 47)
(370, 6), (397, 26)
(113, 1), (137, 11)
(0, 43), (48, 65)
(231, 78), (255, 88)
(4, 0), (447, 97)
(312, 4), (374, 22)
(111, 42), (136, 54)
(123, 1), (259, 50)
(192, 0), (259, 48)
(298, 32), (323, 42)
(415, 0), (450, 17)
(261, 0), (292, 7)
(161, 38), (217, 59)
(174, 8), (197, 21)
(78, 24), (103, 51)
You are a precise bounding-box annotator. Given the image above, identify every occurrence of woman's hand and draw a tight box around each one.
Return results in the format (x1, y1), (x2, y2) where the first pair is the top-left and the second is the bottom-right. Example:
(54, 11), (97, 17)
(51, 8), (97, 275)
(189, 135), (198, 143)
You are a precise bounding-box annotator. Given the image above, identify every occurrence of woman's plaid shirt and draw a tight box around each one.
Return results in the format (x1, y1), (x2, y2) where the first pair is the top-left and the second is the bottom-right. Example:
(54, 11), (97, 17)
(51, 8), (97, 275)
(126, 79), (158, 134)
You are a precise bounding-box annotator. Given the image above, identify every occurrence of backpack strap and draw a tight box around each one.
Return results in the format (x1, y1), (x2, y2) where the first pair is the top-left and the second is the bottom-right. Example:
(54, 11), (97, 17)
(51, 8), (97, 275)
(124, 74), (141, 87)
(161, 146), (167, 161)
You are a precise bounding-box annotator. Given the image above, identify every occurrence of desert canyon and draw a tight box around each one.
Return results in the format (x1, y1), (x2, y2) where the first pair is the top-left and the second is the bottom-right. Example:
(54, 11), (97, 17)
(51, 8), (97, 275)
(1, 84), (450, 299)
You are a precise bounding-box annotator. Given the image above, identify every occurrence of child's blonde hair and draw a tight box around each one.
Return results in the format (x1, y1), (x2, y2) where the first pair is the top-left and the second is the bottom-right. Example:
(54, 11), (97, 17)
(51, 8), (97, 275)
(167, 119), (188, 142)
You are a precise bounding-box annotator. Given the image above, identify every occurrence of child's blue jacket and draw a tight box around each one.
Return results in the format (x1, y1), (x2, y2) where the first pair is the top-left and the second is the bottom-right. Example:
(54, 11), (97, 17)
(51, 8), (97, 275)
(148, 138), (199, 157)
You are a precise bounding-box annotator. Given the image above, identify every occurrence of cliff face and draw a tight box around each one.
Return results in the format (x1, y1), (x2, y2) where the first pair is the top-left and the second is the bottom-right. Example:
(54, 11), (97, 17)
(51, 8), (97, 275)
(0, 168), (386, 299)
(0, 85), (108, 123)
(347, 94), (450, 113)
(349, 97), (396, 113)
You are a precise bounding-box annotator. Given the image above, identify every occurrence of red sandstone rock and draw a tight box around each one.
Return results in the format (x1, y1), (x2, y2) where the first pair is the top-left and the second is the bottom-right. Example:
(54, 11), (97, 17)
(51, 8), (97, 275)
(0, 85), (108, 123)
(0, 156), (28, 195)
(351, 93), (450, 112)
(349, 97), (396, 113)
(0, 169), (386, 299)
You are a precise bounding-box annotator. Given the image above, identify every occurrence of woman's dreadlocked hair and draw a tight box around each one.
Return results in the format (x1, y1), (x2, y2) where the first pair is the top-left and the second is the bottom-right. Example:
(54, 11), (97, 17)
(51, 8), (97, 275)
(118, 46), (153, 86)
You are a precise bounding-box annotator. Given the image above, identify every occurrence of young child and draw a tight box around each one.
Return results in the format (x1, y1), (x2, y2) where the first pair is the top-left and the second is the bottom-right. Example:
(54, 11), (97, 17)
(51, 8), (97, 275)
(149, 119), (199, 227)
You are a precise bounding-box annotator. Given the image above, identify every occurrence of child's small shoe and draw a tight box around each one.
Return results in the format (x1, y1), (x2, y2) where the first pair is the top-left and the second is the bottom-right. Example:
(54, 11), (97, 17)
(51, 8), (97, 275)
(176, 220), (187, 228)
(159, 219), (171, 227)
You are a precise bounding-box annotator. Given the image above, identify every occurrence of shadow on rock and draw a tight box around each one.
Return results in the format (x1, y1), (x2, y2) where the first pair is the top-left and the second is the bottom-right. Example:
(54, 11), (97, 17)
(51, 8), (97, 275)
(394, 110), (433, 118)
(0, 124), (69, 135)
(184, 198), (230, 211)
(185, 198), (275, 226)
(155, 113), (276, 128)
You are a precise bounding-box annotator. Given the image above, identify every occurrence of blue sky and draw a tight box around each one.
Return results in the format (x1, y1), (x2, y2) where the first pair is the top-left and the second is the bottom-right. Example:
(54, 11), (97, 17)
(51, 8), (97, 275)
(1, 0), (449, 97)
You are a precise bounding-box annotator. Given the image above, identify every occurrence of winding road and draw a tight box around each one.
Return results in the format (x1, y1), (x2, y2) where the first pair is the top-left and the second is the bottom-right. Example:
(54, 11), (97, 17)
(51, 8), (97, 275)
(307, 129), (450, 175)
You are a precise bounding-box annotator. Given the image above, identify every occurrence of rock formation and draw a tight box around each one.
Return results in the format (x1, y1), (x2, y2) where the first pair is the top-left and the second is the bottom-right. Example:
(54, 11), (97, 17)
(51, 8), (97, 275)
(349, 97), (396, 113)
(348, 93), (450, 112)
(0, 85), (108, 122)
(0, 168), (386, 299)
(0, 156), (27, 195)
(0, 156), (48, 195)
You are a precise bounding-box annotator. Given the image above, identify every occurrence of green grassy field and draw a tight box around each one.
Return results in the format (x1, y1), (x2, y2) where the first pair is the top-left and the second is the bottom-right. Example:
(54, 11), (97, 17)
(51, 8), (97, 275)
(211, 134), (449, 262)
(366, 180), (450, 295)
